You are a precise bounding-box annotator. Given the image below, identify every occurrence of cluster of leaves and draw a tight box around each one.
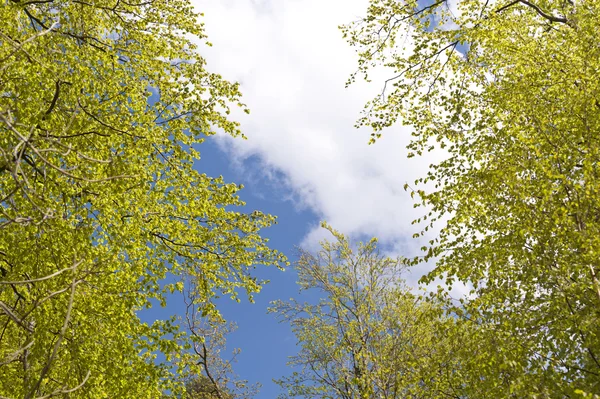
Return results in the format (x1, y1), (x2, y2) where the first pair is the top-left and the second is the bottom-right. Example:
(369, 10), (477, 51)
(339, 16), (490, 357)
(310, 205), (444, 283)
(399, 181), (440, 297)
(343, 0), (600, 396)
(0, 0), (286, 398)
(271, 224), (486, 399)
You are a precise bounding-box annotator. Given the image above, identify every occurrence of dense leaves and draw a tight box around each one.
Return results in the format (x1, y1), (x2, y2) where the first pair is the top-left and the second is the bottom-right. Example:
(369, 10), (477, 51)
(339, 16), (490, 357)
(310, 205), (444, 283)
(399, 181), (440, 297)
(0, 0), (285, 397)
(344, 0), (600, 396)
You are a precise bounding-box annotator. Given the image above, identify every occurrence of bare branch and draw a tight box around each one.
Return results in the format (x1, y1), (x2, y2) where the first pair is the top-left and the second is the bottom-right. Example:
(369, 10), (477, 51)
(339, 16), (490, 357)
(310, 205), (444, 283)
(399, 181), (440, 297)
(25, 258), (79, 399)
(0, 340), (34, 367)
(0, 300), (34, 333)
(495, 0), (568, 24)
(34, 370), (91, 399)
(0, 262), (81, 286)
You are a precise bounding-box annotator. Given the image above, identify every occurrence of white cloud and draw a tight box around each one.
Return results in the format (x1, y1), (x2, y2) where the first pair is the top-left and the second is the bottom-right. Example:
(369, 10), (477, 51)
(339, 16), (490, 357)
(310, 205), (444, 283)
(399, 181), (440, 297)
(193, 0), (443, 264)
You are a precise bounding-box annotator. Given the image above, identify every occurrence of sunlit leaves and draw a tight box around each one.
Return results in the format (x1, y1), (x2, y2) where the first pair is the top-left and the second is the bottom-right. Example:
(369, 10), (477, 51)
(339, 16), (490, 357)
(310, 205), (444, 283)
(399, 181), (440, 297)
(270, 224), (473, 399)
(345, 0), (600, 395)
(0, 1), (286, 397)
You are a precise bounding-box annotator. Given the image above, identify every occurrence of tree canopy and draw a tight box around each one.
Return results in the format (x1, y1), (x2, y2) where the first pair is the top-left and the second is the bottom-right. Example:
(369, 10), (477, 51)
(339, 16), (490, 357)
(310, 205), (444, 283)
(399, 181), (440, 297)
(344, 0), (600, 396)
(4, 0), (600, 397)
(0, 0), (286, 397)
(271, 224), (481, 399)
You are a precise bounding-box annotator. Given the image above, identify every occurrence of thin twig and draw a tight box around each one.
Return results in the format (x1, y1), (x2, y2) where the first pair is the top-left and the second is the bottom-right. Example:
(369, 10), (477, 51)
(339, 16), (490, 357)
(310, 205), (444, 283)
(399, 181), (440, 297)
(25, 258), (79, 399)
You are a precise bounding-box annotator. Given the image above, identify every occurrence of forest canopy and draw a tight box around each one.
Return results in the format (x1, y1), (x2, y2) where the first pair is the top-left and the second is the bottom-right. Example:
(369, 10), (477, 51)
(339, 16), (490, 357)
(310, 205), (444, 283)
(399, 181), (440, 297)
(0, 0), (285, 397)
(1, 0), (600, 398)
(342, 0), (600, 396)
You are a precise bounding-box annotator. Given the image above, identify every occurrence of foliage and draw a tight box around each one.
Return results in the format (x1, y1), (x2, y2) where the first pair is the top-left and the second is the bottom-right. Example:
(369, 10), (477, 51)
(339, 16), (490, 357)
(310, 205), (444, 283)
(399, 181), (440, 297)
(344, 0), (600, 395)
(0, 0), (286, 397)
(176, 281), (260, 399)
(270, 223), (475, 399)
(184, 375), (233, 399)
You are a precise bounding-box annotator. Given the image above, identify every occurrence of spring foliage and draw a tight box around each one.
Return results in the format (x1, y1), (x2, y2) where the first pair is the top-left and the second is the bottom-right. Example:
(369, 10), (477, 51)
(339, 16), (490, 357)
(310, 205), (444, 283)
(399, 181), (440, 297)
(0, 0), (286, 397)
(271, 224), (478, 399)
(344, 0), (600, 395)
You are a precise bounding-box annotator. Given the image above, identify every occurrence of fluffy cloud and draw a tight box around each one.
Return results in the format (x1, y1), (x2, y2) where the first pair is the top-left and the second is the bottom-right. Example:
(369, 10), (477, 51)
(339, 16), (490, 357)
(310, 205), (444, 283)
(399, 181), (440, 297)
(194, 0), (440, 262)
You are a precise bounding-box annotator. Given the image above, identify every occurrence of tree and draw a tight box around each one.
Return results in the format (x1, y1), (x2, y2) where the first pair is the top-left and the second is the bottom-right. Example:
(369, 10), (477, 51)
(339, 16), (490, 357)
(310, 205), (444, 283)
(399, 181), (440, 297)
(183, 375), (234, 399)
(344, 0), (600, 395)
(0, 1), (286, 398)
(270, 223), (477, 399)
(176, 278), (260, 399)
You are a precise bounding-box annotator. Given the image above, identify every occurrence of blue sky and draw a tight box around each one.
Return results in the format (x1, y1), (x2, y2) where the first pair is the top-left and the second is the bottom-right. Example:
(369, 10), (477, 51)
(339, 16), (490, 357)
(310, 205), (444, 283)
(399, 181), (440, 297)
(196, 138), (317, 398)
(147, 0), (461, 396)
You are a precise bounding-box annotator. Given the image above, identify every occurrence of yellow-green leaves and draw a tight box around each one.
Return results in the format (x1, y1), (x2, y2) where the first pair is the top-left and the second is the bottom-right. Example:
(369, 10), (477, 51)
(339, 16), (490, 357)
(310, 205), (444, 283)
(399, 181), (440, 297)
(270, 226), (472, 398)
(0, 1), (285, 397)
(346, 0), (600, 395)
